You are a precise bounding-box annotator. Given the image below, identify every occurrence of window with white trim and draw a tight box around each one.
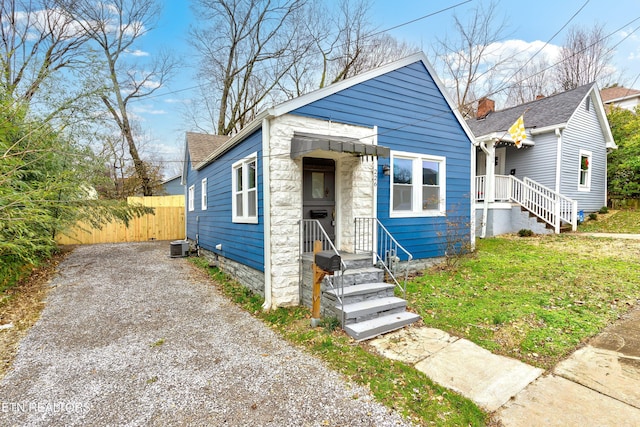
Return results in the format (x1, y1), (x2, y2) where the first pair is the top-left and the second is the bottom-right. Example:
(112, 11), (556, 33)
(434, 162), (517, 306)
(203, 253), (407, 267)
(578, 150), (591, 191)
(188, 185), (195, 211)
(201, 178), (207, 210)
(232, 153), (258, 223)
(390, 151), (446, 217)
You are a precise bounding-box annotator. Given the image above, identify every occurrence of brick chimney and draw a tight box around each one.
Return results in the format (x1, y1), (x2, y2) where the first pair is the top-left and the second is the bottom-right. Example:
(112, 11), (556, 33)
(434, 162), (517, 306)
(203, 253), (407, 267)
(476, 97), (495, 119)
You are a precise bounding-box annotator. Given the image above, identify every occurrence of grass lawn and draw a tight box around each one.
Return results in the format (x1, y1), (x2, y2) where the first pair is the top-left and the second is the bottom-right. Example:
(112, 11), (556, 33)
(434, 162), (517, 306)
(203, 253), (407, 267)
(578, 209), (640, 233)
(407, 234), (640, 369)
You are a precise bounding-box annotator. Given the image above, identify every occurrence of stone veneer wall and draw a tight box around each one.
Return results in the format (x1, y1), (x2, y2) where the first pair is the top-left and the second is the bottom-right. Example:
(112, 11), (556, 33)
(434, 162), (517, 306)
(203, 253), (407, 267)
(196, 246), (265, 296)
(267, 114), (376, 307)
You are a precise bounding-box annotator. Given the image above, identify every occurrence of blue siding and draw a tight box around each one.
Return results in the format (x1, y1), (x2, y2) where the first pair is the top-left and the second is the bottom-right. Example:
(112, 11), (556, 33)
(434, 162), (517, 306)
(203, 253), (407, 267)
(185, 131), (265, 271)
(293, 62), (472, 259)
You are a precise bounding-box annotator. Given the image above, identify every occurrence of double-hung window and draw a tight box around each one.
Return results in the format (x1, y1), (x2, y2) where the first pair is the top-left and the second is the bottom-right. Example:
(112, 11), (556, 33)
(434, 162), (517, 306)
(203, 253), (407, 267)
(390, 151), (446, 217)
(201, 178), (207, 210)
(578, 150), (591, 191)
(232, 153), (258, 223)
(188, 185), (195, 212)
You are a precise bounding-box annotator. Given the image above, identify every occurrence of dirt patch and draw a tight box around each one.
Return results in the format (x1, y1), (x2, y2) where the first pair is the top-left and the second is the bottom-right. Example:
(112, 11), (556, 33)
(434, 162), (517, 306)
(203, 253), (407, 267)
(0, 246), (74, 379)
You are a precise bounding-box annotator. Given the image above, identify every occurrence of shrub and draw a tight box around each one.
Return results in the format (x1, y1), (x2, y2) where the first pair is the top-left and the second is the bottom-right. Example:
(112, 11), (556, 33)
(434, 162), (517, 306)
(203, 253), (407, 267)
(518, 229), (534, 237)
(589, 213), (598, 221)
(599, 206), (609, 214)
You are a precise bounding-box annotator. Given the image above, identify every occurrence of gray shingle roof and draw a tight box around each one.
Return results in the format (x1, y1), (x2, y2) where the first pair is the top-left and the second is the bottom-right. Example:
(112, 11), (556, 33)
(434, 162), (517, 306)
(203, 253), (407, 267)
(186, 132), (230, 169)
(466, 83), (595, 137)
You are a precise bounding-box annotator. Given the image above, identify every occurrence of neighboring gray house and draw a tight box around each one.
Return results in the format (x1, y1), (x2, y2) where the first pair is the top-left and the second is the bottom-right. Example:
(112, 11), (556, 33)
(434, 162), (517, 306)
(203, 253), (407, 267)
(467, 83), (616, 237)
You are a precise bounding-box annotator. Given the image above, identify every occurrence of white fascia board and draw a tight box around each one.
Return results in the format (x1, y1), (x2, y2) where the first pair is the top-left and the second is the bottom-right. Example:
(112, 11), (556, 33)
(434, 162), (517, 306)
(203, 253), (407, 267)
(180, 135), (190, 185)
(474, 132), (535, 147)
(529, 124), (567, 135)
(566, 84), (617, 150)
(196, 110), (271, 170)
(591, 87), (617, 150)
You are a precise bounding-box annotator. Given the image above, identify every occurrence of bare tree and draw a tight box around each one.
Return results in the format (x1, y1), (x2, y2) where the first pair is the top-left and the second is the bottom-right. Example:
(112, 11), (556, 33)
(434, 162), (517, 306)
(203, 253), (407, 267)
(431, 0), (509, 117)
(0, 0), (90, 106)
(503, 56), (552, 107)
(59, 0), (175, 196)
(190, 0), (306, 135)
(554, 24), (614, 91)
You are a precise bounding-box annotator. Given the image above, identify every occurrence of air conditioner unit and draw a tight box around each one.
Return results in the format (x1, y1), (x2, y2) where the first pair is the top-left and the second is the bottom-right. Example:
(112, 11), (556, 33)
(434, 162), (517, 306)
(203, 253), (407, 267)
(170, 240), (189, 258)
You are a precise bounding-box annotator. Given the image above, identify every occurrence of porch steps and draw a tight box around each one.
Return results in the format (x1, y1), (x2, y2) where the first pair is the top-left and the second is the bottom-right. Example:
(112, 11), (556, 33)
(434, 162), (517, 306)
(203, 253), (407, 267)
(344, 312), (422, 341)
(325, 282), (395, 299)
(339, 296), (407, 323)
(324, 253), (420, 341)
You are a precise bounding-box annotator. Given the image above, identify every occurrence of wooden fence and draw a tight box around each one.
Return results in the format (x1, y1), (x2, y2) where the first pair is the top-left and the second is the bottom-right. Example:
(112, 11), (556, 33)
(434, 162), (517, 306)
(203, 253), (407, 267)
(56, 196), (185, 245)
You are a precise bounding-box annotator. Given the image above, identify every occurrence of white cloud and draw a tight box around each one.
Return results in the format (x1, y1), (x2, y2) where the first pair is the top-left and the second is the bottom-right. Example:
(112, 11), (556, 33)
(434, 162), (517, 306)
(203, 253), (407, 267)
(126, 49), (150, 57)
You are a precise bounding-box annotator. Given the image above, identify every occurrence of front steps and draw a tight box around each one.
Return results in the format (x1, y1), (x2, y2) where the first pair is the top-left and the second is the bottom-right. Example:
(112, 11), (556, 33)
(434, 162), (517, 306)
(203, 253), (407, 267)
(322, 253), (420, 341)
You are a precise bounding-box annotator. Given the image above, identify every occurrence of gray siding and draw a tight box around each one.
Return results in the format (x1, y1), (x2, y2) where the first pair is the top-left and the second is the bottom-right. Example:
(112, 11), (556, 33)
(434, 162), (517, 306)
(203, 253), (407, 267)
(503, 132), (558, 189)
(559, 93), (608, 213)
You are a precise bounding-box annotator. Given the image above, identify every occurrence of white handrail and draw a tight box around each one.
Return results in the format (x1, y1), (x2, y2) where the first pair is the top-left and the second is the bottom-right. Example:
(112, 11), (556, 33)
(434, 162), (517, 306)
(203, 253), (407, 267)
(475, 175), (577, 233)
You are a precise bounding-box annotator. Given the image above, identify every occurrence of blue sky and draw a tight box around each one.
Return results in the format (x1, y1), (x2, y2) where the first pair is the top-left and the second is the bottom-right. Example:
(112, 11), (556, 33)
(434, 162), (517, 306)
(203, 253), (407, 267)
(131, 0), (640, 176)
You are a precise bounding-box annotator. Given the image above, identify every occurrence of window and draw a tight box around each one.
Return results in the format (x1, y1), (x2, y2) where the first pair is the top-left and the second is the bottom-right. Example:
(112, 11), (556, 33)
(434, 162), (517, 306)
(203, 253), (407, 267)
(232, 153), (258, 223)
(578, 150), (591, 191)
(201, 178), (207, 210)
(188, 185), (195, 211)
(390, 151), (446, 217)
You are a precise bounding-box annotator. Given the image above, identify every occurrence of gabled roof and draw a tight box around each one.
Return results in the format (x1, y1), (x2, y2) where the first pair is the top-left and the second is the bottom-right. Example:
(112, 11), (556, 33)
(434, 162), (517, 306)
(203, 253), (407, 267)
(194, 52), (477, 169)
(467, 84), (595, 137)
(185, 132), (230, 169)
(600, 86), (640, 103)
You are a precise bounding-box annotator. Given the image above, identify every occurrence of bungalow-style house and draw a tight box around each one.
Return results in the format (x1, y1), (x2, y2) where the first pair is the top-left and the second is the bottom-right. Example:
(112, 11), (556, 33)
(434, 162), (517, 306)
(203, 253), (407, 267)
(600, 86), (640, 112)
(467, 83), (616, 237)
(182, 52), (476, 340)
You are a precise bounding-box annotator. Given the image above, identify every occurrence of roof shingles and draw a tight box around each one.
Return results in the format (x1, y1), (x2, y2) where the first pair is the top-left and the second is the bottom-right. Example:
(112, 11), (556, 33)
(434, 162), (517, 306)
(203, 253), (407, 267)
(467, 83), (594, 137)
(186, 132), (230, 169)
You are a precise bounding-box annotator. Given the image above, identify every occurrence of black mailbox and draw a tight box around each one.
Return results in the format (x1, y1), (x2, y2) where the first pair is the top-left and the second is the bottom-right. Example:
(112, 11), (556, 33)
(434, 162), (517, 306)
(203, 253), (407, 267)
(310, 209), (328, 219)
(315, 250), (342, 272)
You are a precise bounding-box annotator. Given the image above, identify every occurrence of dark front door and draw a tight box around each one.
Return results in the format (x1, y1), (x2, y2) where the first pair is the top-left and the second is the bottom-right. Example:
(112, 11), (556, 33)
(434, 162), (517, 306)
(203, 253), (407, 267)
(303, 158), (336, 242)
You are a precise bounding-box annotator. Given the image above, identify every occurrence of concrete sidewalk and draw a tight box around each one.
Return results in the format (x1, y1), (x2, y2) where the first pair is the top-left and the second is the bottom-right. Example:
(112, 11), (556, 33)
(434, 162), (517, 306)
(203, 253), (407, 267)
(370, 310), (640, 426)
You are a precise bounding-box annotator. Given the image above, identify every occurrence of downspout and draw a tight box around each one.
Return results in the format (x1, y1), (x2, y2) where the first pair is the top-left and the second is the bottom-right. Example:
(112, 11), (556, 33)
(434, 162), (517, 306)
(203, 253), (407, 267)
(470, 142), (476, 249)
(554, 128), (563, 233)
(261, 118), (272, 311)
(554, 128), (563, 193)
(478, 139), (495, 238)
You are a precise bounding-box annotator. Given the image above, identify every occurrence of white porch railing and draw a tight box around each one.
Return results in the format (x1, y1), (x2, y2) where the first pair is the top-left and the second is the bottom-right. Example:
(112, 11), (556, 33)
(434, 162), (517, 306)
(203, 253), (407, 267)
(476, 175), (578, 233)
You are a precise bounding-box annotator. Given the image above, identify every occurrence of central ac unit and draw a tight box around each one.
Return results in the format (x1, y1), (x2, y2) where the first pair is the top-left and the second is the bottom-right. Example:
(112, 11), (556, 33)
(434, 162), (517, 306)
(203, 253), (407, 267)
(170, 240), (189, 258)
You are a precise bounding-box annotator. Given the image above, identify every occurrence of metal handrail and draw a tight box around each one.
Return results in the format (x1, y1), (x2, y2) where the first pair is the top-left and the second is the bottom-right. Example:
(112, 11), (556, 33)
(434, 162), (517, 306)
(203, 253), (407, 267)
(299, 219), (347, 326)
(354, 217), (413, 297)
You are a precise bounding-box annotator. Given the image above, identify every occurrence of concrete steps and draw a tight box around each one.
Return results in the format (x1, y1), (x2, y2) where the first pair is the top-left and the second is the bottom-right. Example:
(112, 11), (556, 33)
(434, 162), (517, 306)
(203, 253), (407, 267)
(322, 252), (420, 341)
(344, 311), (422, 341)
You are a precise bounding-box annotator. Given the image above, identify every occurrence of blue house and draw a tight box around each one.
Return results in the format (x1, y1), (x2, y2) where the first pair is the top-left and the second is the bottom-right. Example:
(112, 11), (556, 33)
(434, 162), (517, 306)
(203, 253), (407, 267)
(182, 53), (476, 339)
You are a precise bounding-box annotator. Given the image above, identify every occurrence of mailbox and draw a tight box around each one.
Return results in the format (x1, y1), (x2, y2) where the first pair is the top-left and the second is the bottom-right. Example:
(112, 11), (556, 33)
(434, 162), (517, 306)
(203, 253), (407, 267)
(310, 209), (328, 219)
(315, 250), (342, 272)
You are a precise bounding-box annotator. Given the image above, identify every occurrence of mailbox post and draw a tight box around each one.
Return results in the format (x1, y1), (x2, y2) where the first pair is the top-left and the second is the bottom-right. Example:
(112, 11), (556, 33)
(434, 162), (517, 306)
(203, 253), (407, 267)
(311, 241), (341, 327)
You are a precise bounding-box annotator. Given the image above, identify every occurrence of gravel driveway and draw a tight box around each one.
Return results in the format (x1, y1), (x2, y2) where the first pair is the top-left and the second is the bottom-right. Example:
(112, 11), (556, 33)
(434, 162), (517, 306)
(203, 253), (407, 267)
(0, 242), (410, 426)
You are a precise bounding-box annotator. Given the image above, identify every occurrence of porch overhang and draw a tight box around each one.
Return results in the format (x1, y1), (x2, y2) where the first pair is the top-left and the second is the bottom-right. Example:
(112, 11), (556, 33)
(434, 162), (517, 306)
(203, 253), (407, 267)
(290, 132), (390, 159)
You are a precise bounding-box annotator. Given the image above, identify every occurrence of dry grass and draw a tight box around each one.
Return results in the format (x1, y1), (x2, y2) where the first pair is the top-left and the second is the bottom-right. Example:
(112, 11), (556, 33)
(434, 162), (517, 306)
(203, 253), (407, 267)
(0, 247), (73, 379)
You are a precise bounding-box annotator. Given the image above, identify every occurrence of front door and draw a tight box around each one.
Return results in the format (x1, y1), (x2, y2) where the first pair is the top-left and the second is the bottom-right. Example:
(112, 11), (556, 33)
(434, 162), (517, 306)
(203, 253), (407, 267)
(303, 158), (336, 242)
